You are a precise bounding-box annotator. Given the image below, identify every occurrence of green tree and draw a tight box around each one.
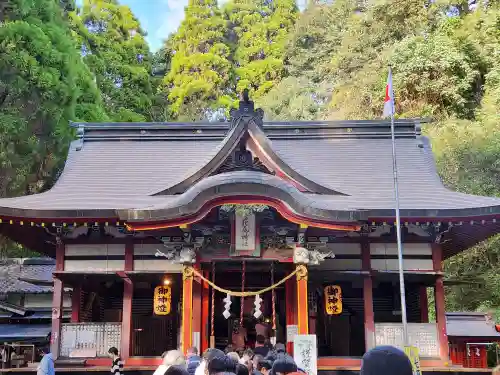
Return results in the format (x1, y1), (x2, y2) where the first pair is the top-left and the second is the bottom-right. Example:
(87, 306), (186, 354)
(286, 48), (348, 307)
(0, 0), (107, 257)
(163, 0), (233, 121)
(71, 0), (154, 121)
(0, 0), (108, 198)
(285, 0), (354, 83)
(224, 0), (298, 98)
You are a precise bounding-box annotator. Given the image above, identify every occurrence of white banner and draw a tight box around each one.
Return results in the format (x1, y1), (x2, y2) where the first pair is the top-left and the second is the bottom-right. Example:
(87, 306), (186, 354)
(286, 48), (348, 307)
(293, 334), (317, 375)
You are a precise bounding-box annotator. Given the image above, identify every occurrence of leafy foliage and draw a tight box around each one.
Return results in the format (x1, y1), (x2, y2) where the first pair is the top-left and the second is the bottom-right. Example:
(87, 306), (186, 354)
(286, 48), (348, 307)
(163, 0), (233, 120)
(0, 0), (108, 198)
(71, 0), (154, 121)
(224, 0), (298, 98)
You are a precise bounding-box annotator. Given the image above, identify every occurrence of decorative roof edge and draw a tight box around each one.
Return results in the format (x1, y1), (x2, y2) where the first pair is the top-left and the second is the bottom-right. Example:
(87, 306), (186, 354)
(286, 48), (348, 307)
(153, 94), (347, 196)
(70, 118), (430, 144)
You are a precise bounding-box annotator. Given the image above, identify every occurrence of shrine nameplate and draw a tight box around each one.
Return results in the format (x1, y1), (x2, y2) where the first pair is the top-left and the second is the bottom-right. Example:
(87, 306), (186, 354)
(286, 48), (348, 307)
(154, 285), (172, 315)
(230, 212), (260, 257)
(324, 285), (342, 315)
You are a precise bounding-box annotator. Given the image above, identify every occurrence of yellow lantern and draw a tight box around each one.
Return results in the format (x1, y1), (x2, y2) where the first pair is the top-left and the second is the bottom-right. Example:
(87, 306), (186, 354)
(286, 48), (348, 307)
(153, 285), (172, 315)
(324, 285), (342, 315)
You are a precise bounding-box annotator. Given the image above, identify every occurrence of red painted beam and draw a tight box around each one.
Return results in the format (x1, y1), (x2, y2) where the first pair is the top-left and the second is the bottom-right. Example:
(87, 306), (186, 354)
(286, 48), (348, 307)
(362, 241), (375, 351)
(192, 271), (202, 351)
(420, 286), (429, 323)
(285, 277), (296, 355)
(71, 285), (81, 323)
(121, 242), (134, 359)
(435, 276), (449, 361)
(182, 269), (194, 354)
(201, 271), (210, 352)
(51, 241), (65, 359)
(433, 243), (448, 361)
(125, 196), (361, 232)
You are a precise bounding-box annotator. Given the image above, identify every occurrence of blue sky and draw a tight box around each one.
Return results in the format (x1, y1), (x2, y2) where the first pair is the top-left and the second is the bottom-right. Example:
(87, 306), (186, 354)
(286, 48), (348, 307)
(77, 0), (307, 52)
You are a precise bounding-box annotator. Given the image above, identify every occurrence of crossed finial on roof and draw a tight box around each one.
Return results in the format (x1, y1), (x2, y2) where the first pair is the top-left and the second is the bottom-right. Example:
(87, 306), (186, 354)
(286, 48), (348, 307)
(229, 89), (264, 130)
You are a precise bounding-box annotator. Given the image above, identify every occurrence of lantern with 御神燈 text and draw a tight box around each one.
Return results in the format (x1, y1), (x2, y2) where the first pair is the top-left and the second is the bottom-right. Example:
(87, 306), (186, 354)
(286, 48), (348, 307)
(154, 285), (172, 315)
(324, 285), (342, 315)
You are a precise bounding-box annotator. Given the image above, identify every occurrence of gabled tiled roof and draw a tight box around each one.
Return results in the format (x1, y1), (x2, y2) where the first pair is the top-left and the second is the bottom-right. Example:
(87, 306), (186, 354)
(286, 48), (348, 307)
(0, 259), (55, 294)
(0, 113), (500, 256)
(446, 312), (500, 339)
(0, 119), (499, 217)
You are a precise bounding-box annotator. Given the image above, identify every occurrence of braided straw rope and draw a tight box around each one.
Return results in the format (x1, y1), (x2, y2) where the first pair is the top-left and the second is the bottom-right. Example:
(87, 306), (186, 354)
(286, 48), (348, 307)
(271, 262), (276, 330)
(240, 260), (245, 327)
(189, 265), (304, 297)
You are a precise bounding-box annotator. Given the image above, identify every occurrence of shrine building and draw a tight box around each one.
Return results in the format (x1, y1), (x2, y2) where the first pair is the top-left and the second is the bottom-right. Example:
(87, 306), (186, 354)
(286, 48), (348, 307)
(1, 95), (500, 371)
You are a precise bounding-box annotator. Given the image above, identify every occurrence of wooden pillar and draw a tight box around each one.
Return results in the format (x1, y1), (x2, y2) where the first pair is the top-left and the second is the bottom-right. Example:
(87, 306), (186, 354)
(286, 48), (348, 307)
(192, 276), (202, 351)
(432, 243), (448, 361)
(285, 278), (297, 354)
(362, 241), (375, 351)
(121, 242), (134, 360)
(71, 285), (81, 323)
(51, 240), (65, 359)
(296, 265), (309, 335)
(420, 286), (429, 323)
(201, 271), (210, 352)
(182, 266), (194, 354)
(435, 277), (448, 360)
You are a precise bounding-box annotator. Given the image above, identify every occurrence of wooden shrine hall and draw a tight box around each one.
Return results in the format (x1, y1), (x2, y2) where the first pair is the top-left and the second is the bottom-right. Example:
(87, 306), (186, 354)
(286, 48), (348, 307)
(1, 94), (500, 370)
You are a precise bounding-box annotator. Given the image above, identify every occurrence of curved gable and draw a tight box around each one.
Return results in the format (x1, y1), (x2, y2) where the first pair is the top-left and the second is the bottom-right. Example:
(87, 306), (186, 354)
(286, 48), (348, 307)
(154, 101), (346, 196)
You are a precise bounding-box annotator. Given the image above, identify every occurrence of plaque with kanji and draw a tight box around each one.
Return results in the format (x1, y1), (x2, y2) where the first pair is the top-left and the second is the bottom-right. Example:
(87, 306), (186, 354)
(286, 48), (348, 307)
(324, 285), (342, 315)
(230, 212), (261, 257)
(154, 285), (172, 315)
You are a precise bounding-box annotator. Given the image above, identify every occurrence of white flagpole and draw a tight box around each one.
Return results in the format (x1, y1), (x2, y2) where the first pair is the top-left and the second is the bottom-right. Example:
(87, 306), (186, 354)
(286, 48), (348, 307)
(388, 66), (409, 346)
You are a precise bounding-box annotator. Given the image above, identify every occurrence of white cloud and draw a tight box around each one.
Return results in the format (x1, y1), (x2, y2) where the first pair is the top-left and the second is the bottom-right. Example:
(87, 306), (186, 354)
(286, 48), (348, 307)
(152, 0), (188, 49)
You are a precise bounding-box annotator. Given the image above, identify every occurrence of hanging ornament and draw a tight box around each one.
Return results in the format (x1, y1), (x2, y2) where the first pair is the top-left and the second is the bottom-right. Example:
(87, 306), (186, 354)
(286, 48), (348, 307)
(223, 294), (232, 319)
(254, 294), (262, 319)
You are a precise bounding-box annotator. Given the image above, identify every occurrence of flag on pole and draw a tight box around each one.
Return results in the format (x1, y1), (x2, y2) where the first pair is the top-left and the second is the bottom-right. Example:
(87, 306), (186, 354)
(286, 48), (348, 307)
(383, 68), (394, 118)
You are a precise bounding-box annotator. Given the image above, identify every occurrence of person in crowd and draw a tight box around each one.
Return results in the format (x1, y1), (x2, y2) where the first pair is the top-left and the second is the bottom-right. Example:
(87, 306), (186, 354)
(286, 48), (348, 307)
(108, 347), (123, 375)
(226, 352), (240, 364)
(36, 347), (54, 375)
(165, 365), (190, 375)
(251, 355), (264, 375)
(360, 346), (412, 375)
(187, 347), (201, 375)
(0, 345), (9, 369)
(236, 363), (250, 375)
(232, 323), (247, 352)
(239, 350), (253, 374)
(264, 351), (276, 365)
(253, 336), (269, 357)
(195, 348), (225, 375)
(255, 320), (270, 343)
(255, 359), (272, 375)
(493, 365), (500, 375)
(207, 355), (237, 375)
(274, 344), (286, 354)
(270, 355), (297, 375)
(153, 350), (185, 375)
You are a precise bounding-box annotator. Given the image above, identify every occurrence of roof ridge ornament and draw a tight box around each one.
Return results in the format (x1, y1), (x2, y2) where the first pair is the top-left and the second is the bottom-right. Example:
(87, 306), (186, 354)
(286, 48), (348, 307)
(75, 124), (85, 151)
(229, 89), (264, 130)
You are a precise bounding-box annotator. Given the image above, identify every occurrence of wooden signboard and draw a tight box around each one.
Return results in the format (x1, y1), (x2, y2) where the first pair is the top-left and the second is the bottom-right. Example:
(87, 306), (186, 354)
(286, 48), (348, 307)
(230, 212), (261, 257)
(154, 285), (172, 315)
(324, 285), (342, 315)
